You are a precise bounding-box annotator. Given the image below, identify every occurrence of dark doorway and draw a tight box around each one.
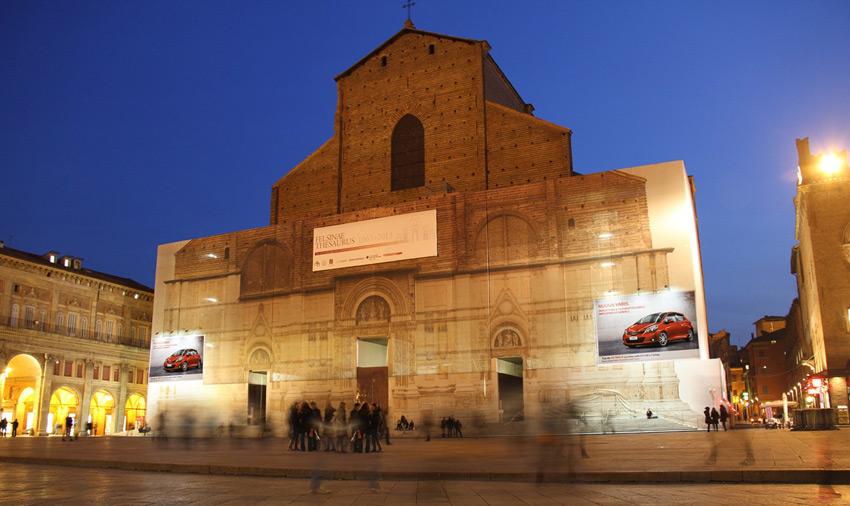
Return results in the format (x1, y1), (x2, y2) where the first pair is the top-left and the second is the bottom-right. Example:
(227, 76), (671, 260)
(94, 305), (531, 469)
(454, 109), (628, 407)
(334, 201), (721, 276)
(497, 357), (524, 422)
(247, 371), (267, 425)
(357, 338), (388, 408)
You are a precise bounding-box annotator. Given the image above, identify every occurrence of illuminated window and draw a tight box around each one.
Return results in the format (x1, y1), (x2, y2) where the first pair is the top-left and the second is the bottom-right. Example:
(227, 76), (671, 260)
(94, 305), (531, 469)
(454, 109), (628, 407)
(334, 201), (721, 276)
(56, 312), (64, 334)
(80, 317), (88, 338)
(106, 321), (114, 341)
(52, 360), (60, 376)
(95, 320), (103, 339)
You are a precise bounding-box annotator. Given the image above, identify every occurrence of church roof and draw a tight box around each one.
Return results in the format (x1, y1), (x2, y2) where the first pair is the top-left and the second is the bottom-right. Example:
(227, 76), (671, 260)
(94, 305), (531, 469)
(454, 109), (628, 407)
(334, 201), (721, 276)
(334, 24), (487, 81)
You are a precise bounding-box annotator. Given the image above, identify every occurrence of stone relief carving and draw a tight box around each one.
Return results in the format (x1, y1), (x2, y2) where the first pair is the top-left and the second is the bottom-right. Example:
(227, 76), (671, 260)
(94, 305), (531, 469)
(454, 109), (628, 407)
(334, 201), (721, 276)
(356, 295), (391, 324)
(494, 327), (522, 348)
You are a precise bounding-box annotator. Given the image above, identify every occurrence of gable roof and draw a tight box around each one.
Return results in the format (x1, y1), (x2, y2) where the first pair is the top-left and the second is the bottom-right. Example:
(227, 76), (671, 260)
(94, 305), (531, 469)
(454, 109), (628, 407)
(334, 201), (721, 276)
(334, 24), (486, 81)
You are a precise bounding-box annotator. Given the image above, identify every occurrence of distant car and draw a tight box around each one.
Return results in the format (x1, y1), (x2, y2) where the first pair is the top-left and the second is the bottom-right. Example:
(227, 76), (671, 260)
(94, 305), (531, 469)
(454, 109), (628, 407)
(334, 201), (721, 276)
(622, 312), (695, 347)
(163, 348), (203, 372)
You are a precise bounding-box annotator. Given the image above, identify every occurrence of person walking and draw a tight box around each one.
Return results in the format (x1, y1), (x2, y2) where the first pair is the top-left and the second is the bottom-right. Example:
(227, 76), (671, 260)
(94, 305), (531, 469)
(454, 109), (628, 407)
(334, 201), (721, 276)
(719, 404), (729, 431)
(710, 407), (720, 432)
(335, 401), (348, 453)
(703, 407), (712, 432)
(288, 402), (299, 450)
(11, 419), (19, 437)
(322, 403), (336, 452)
(0, 418), (7, 437)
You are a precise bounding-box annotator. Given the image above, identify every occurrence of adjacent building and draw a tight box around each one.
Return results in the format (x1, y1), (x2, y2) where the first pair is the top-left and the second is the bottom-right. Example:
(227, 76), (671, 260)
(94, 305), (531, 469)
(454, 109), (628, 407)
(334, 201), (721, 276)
(148, 24), (724, 433)
(790, 138), (850, 416)
(0, 242), (152, 435)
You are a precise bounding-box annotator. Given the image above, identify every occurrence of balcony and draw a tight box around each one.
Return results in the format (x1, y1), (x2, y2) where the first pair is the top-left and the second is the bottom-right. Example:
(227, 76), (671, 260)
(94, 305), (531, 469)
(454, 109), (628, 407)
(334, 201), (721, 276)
(1, 315), (151, 349)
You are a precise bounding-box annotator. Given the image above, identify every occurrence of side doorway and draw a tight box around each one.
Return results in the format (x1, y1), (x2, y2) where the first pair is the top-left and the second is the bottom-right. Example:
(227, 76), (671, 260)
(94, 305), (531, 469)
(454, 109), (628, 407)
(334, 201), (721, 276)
(247, 371), (267, 426)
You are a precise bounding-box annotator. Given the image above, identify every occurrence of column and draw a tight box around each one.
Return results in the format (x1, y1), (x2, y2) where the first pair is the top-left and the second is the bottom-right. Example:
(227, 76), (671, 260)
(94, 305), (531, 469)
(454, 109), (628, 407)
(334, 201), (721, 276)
(0, 355), (7, 419)
(114, 362), (129, 433)
(76, 359), (95, 436)
(36, 354), (55, 435)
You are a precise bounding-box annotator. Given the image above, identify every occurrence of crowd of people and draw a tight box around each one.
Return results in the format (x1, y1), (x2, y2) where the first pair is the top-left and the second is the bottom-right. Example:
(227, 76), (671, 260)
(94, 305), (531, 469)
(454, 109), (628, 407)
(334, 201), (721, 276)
(439, 416), (463, 438)
(287, 401), (390, 453)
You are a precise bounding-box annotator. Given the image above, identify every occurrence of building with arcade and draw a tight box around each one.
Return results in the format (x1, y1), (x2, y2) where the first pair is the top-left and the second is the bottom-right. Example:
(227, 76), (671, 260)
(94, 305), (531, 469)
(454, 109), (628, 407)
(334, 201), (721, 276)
(0, 242), (152, 436)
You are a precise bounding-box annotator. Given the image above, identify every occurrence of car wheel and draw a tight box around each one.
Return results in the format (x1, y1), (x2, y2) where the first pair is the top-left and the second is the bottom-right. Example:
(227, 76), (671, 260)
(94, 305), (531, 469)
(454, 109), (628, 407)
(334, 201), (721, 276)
(658, 332), (668, 346)
(181, 362), (188, 372)
(687, 329), (695, 342)
(198, 360), (203, 370)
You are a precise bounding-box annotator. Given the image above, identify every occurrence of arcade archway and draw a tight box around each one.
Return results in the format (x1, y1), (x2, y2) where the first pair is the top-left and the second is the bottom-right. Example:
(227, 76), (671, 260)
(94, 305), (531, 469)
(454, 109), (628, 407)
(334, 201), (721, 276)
(89, 390), (115, 435)
(48, 387), (79, 434)
(1, 354), (41, 433)
(124, 393), (146, 430)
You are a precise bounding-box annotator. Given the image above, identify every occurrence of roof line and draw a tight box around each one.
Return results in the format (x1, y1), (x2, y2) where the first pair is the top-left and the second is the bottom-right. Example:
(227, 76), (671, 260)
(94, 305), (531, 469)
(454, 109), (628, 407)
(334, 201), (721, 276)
(334, 26), (486, 81)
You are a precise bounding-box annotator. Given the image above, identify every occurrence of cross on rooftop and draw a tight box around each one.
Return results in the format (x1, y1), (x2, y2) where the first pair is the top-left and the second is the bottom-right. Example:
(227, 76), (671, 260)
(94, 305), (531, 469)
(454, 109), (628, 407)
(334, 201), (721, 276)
(403, 0), (415, 23)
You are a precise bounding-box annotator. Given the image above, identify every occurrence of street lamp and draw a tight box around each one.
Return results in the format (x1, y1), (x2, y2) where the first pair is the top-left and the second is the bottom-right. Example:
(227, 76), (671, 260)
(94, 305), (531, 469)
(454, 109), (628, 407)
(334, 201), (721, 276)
(819, 152), (845, 176)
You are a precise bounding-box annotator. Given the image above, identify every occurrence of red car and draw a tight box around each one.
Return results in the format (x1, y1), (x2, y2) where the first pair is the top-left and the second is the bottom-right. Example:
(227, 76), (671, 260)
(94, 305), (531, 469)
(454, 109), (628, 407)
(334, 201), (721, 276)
(163, 349), (203, 372)
(622, 312), (695, 347)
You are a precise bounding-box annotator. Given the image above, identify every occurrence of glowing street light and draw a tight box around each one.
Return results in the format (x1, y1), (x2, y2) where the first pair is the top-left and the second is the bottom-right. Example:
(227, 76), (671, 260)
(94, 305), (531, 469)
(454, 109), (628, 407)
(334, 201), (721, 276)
(819, 152), (844, 176)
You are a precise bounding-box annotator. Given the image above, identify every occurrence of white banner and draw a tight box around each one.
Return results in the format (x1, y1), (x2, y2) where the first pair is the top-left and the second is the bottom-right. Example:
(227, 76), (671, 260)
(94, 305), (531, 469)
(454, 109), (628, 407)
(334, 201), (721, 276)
(312, 210), (437, 271)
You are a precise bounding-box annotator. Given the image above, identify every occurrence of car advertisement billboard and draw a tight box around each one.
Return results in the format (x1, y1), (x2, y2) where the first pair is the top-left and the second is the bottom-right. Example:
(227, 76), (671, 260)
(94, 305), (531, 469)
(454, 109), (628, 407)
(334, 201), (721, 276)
(148, 333), (204, 382)
(595, 290), (700, 365)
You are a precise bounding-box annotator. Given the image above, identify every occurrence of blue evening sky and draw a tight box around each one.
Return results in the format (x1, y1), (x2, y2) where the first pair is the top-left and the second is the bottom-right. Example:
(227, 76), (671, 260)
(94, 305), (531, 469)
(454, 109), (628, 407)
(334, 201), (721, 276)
(2, 1), (849, 346)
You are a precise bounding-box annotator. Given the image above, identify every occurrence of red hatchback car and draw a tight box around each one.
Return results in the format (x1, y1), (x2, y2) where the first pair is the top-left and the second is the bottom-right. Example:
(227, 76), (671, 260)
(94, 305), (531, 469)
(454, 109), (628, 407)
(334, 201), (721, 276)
(163, 349), (203, 372)
(622, 312), (695, 347)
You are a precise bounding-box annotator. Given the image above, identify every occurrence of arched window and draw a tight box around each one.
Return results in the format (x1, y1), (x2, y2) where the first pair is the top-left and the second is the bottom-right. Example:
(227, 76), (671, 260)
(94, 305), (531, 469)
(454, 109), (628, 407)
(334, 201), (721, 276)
(391, 114), (425, 191)
(240, 240), (290, 298)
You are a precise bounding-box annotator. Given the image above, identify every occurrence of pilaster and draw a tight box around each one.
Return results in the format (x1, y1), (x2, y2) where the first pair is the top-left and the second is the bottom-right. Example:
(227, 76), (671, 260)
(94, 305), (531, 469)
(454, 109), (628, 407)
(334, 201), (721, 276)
(77, 358), (95, 436)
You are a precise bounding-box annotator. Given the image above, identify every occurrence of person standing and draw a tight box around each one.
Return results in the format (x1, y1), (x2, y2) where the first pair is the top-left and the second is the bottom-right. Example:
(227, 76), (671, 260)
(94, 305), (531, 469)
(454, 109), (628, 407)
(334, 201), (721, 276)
(710, 407), (720, 432)
(64, 415), (74, 441)
(0, 418), (7, 437)
(322, 403), (336, 452)
(703, 407), (712, 432)
(11, 419), (19, 437)
(335, 401), (348, 453)
(719, 404), (729, 431)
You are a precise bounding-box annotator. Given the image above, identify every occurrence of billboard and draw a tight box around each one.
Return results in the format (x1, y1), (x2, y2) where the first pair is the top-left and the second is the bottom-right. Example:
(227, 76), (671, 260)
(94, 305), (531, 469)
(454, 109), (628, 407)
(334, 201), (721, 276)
(312, 209), (437, 271)
(595, 291), (700, 365)
(148, 333), (204, 382)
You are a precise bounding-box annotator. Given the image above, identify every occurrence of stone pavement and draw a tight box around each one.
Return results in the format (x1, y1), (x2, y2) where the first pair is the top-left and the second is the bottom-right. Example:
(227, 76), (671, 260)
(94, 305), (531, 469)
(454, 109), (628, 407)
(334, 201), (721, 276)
(0, 463), (846, 505)
(0, 429), (848, 484)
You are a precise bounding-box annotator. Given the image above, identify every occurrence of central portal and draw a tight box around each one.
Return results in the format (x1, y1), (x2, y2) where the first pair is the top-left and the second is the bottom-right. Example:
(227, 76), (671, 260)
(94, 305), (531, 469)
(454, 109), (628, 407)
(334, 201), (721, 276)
(497, 357), (524, 422)
(356, 338), (388, 408)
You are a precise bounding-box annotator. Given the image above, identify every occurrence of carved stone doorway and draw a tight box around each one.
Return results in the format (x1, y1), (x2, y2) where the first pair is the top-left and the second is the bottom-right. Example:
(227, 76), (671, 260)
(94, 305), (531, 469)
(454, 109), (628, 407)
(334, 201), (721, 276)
(356, 338), (388, 409)
(497, 357), (524, 422)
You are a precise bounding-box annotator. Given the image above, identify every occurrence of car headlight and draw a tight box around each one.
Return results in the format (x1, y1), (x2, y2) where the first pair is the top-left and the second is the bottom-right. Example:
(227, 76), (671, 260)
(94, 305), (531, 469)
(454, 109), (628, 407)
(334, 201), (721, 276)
(644, 325), (658, 333)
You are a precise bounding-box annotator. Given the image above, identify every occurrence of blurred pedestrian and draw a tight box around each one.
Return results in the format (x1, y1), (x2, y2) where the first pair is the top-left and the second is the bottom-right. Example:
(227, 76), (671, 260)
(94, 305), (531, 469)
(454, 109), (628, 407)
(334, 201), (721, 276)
(704, 407), (712, 432)
(323, 403), (336, 452)
(335, 401), (348, 453)
(11, 419), (19, 437)
(63, 415), (74, 441)
(710, 407), (720, 432)
(0, 418), (6, 437)
(719, 404), (729, 431)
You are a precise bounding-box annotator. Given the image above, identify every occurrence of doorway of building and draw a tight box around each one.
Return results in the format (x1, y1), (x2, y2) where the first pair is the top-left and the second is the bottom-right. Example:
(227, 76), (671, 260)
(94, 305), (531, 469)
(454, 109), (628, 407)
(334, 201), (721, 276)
(497, 357), (524, 422)
(247, 371), (267, 426)
(356, 338), (388, 408)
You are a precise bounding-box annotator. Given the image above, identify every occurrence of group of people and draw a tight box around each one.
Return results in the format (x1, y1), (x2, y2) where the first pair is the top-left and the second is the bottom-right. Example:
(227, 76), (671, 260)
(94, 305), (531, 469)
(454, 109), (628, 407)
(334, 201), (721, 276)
(439, 416), (463, 438)
(287, 401), (389, 453)
(0, 418), (20, 437)
(703, 404), (729, 431)
(395, 415), (415, 431)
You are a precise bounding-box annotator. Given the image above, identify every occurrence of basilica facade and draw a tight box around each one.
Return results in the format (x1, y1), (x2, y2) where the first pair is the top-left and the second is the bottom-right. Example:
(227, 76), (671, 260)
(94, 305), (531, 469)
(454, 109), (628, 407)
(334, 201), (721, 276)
(149, 24), (723, 433)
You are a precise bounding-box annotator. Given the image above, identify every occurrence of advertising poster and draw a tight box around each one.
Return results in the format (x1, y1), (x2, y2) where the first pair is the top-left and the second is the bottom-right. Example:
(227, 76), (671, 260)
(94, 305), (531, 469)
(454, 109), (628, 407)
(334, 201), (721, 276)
(312, 209), (437, 271)
(596, 291), (700, 365)
(148, 334), (204, 382)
